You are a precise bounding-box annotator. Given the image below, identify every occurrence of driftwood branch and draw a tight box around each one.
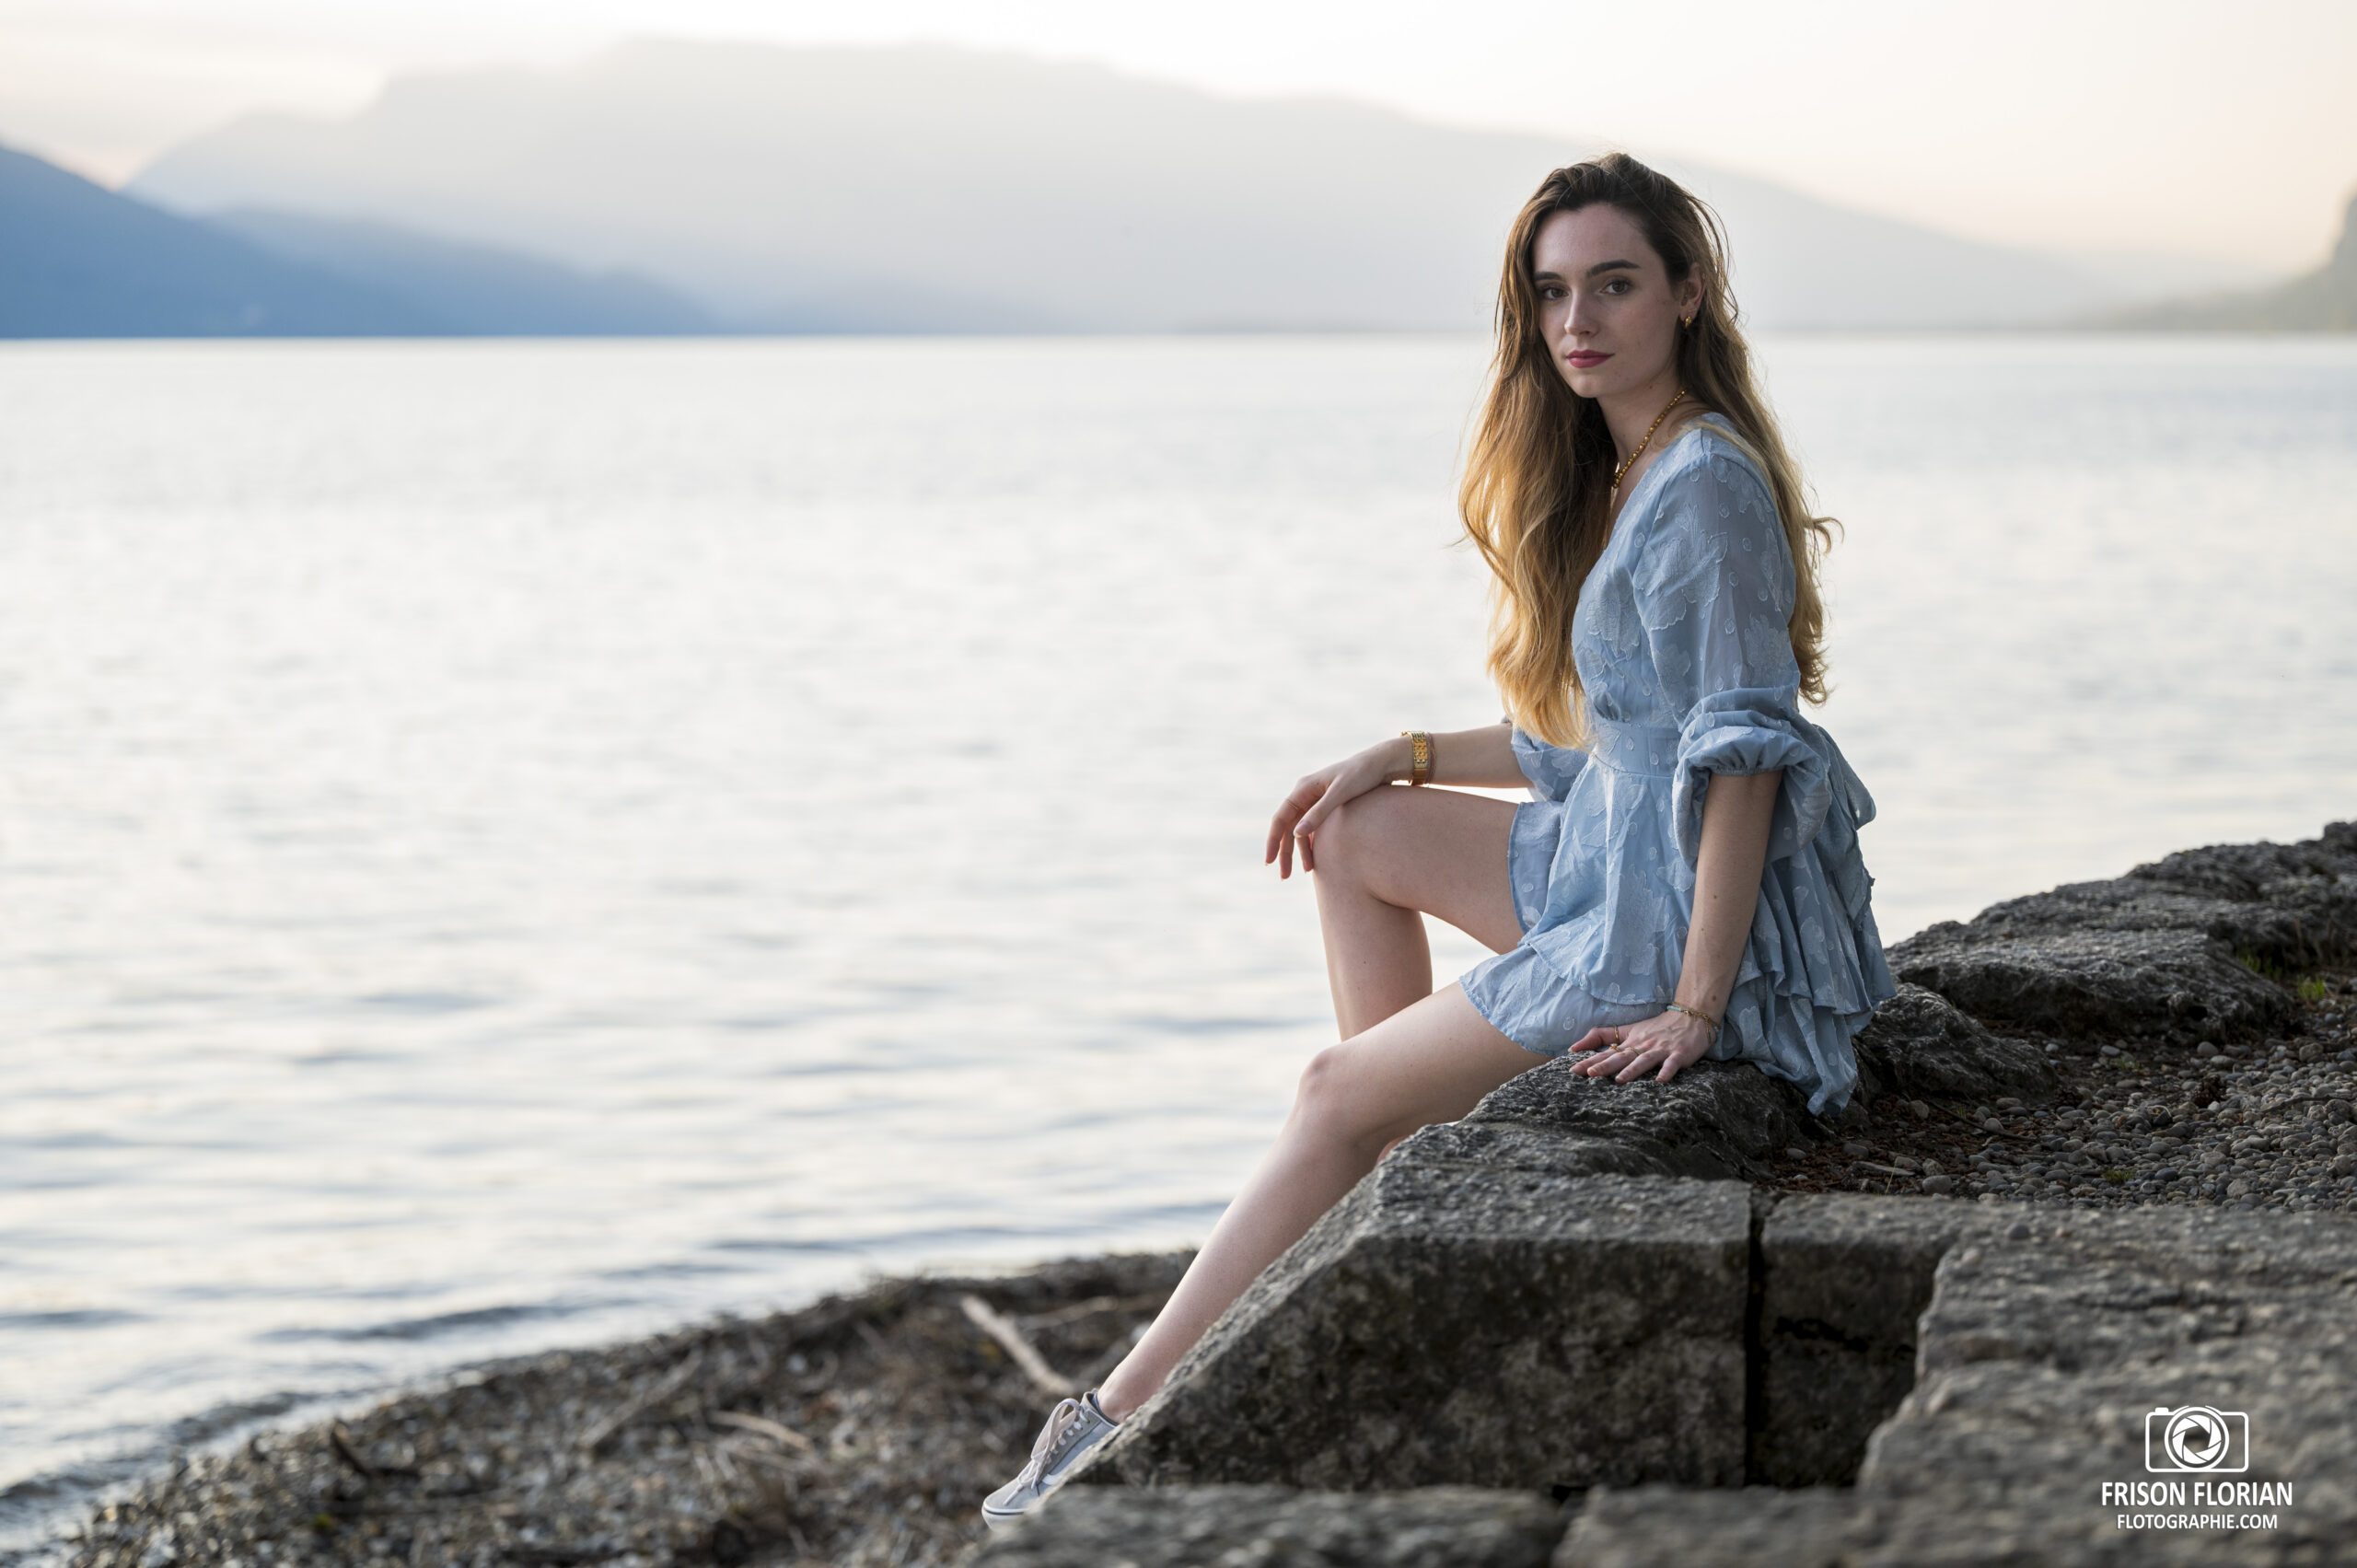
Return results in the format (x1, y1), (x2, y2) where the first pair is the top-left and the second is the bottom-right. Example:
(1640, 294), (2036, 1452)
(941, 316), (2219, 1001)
(709, 1410), (817, 1455)
(328, 1423), (377, 1481)
(959, 1294), (1076, 1397)
(581, 1347), (705, 1457)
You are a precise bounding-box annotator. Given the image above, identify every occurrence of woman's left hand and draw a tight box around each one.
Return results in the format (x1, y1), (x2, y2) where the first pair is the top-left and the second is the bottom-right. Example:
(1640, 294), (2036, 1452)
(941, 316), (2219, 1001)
(1568, 1010), (1715, 1084)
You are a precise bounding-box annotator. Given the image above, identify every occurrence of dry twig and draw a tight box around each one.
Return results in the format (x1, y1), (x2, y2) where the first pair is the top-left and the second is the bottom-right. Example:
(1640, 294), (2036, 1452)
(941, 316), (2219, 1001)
(709, 1411), (817, 1455)
(959, 1294), (1075, 1397)
(580, 1347), (705, 1457)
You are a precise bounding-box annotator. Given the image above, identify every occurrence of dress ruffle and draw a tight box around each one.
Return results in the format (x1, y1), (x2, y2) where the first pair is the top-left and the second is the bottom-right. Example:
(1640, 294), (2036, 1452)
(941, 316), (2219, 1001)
(1461, 416), (1895, 1116)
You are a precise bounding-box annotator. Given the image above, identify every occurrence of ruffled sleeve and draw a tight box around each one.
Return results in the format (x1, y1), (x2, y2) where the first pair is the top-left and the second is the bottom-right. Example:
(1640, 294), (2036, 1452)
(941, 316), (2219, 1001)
(1632, 444), (1865, 865)
(1510, 726), (1587, 802)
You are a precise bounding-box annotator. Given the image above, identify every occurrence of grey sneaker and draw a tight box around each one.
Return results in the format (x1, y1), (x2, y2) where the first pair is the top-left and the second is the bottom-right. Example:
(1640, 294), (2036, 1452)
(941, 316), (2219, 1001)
(980, 1389), (1120, 1530)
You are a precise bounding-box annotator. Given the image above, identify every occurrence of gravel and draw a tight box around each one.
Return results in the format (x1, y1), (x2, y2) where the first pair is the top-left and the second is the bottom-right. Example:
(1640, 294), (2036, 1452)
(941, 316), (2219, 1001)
(51, 1253), (1186, 1568)
(1767, 965), (2357, 1215)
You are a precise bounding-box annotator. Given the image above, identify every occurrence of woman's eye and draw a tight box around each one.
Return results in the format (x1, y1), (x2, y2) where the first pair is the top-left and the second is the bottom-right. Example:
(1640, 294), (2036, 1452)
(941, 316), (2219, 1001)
(1603, 278), (1631, 295)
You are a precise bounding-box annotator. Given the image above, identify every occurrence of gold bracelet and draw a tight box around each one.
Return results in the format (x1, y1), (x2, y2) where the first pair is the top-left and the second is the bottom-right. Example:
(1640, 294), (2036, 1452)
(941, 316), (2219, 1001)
(1664, 1002), (1720, 1039)
(1399, 730), (1432, 786)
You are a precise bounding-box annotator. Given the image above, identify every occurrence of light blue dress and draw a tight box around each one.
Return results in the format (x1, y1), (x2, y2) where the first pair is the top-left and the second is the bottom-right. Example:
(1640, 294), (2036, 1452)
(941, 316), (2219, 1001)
(1457, 413), (1896, 1115)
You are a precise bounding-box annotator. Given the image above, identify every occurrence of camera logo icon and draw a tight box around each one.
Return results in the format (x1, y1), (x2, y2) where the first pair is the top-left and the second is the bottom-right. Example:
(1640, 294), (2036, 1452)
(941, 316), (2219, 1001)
(2145, 1405), (2248, 1472)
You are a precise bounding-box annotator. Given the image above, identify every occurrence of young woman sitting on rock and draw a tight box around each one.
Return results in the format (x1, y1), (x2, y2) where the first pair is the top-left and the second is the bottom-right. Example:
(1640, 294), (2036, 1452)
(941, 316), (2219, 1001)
(982, 151), (1895, 1527)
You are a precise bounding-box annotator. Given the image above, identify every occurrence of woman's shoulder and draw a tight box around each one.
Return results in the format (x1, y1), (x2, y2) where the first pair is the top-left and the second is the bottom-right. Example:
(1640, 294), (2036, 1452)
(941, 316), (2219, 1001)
(1646, 412), (1774, 512)
(1629, 413), (1788, 578)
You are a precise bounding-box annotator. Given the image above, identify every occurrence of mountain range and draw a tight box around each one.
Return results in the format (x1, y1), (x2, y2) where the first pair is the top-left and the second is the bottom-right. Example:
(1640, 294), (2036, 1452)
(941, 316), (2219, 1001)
(1, 142), (715, 337)
(6, 40), (2312, 338)
(2104, 192), (2357, 331)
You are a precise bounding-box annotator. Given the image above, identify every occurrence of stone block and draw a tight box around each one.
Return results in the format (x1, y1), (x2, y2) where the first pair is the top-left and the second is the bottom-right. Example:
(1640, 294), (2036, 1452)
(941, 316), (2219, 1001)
(969, 1486), (1565, 1568)
(2131, 822), (2357, 966)
(1754, 1193), (1989, 1486)
(1850, 984), (2060, 1108)
(1089, 1170), (1751, 1492)
(1456, 1055), (1819, 1179)
(1553, 1485), (1874, 1568)
(1886, 924), (2289, 1041)
(1859, 1206), (2357, 1558)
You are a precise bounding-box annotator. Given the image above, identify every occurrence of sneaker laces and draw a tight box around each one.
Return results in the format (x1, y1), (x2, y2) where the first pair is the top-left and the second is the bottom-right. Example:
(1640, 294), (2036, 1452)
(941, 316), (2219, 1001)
(1014, 1397), (1091, 1487)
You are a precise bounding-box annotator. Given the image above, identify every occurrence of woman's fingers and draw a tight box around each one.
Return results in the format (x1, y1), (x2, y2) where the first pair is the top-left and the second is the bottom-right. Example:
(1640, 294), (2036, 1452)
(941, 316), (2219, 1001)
(1291, 779), (1357, 875)
(1615, 1046), (1670, 1083)
(1291, 778), (1348, 842)
(1266, 784), (1319, 876)
(1267, 774), (1336, 877)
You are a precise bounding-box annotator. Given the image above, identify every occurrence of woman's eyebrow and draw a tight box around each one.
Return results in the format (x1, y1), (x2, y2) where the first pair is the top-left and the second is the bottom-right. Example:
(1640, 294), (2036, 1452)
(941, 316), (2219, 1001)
(1530, 260), (1639, 284)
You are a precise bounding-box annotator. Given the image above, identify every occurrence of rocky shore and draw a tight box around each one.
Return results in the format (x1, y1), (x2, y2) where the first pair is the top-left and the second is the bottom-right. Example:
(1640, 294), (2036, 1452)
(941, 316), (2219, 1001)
(49, 822), (2357, 1567)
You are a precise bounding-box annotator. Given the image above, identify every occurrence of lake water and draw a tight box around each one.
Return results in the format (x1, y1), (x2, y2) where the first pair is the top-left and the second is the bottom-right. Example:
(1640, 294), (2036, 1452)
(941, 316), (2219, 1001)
(3, 334), (2353, 1551)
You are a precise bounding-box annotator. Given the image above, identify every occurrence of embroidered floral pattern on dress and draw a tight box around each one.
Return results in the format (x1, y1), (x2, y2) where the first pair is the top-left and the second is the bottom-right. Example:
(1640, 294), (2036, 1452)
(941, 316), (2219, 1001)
(1462, 415), (1896, 1114)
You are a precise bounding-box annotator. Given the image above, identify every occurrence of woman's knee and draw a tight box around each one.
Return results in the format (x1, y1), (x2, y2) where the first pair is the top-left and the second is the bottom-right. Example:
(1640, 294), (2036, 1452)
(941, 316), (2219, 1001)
(1310, 788), (1404, 886)
(1291, 1043), (1389, 1152)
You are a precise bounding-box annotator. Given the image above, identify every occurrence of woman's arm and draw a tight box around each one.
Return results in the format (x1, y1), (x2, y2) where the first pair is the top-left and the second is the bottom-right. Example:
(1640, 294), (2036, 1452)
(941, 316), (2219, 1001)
(1571, 768), (1781, 1082)
(1265, 723), (1524, 877)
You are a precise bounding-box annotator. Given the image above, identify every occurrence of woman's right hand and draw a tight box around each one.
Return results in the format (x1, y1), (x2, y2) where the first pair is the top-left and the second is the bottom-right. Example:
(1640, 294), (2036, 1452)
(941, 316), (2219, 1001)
(1264, 739), (1405, 878)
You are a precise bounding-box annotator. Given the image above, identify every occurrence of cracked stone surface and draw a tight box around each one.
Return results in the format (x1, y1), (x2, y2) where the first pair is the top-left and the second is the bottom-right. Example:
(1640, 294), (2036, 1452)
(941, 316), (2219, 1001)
(1084, 1170), (1752, 1492)
(1887, 923), (2293, 1042)
(970, 1486), (1565, 1568)
(1886, 822), (2356, 1045)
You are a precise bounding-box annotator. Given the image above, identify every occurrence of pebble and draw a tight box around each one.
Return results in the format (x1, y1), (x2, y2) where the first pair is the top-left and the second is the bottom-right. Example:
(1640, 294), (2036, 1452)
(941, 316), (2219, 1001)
(1788, 969), (2357, 1218)
(58, 1253), (1189, 1568)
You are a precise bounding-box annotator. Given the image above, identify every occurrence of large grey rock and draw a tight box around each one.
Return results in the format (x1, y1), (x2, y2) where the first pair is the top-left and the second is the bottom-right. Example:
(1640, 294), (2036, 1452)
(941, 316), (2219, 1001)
(1556, 1202), (2357, 1566)
(971, 1486), (1565, 1567)
(1886, 923), (2290, 1041)
(1863, 1206), (2357, 1504)
(1880, 821), (2355, 1043)
(1941, 823), (2357, 973)
(1088, 1169), (1751, 1492)
(2131, 821), (2357, 967)
(1969, 877), (2297, 954)
(1053, 1191), (2357, 1566)
(1554, 1486), (1874, 1568)
(1441, 1055), (1820, 1179)
(1850, 984), (2061, 1108)
(1754, 1193), (1991, 1486)
(1554, 1483), (2305, 1567)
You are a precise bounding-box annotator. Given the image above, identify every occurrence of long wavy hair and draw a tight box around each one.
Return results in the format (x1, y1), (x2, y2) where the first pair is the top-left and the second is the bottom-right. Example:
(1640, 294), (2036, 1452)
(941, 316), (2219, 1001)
(1459, 152), (1836, 747)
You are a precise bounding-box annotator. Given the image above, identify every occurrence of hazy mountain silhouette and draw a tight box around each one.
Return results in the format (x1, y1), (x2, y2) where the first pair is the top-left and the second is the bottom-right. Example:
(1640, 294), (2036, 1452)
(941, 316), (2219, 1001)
(3, 142), (728, 338)
(126, 40), (2216, 334)
(209, 209), (718, 334)
(0, 142), (435, 336)
(2099, 190), (2356, 331)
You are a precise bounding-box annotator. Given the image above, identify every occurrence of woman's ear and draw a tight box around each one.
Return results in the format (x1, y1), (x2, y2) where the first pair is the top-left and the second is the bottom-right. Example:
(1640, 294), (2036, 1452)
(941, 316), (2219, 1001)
(1680, 275), (1706, 327)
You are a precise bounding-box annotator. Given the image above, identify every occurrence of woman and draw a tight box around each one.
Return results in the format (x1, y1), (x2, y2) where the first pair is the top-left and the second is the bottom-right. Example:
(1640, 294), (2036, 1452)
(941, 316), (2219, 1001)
(981, 152), (1894, 1528)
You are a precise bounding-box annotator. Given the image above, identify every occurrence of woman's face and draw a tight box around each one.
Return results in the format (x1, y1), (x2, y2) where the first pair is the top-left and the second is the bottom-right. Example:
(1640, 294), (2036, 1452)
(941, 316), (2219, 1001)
(1530, 203), (1701, 403)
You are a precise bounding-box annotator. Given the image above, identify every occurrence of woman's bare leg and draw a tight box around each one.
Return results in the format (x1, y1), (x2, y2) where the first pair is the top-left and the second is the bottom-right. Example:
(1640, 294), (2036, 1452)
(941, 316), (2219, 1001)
(1096, 788), (1529, 1420)
(1307, 786), (1524, 1036)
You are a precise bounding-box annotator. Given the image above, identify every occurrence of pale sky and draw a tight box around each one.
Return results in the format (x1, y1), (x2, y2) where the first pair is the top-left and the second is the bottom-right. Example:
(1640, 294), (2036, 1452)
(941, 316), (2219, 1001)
(5, 0), (2352, 272)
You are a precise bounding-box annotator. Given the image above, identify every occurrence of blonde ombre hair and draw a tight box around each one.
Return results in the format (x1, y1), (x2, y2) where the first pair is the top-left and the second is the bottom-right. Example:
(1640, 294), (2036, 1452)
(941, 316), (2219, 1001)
(1460, 153), (1836, 748)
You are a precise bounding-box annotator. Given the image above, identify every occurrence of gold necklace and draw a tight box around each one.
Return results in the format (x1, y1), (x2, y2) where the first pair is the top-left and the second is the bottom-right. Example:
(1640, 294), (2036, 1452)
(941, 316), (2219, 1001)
(1609, 388), (1688, 505)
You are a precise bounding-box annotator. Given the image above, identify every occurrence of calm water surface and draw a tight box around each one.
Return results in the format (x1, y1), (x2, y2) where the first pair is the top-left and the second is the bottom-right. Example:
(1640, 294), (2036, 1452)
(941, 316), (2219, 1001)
(2, 334), (2353, 1548)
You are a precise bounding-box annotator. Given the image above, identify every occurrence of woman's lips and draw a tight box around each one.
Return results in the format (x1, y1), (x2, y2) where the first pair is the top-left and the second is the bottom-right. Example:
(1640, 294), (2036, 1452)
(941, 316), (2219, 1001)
(1566, 351), (1611, 368)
